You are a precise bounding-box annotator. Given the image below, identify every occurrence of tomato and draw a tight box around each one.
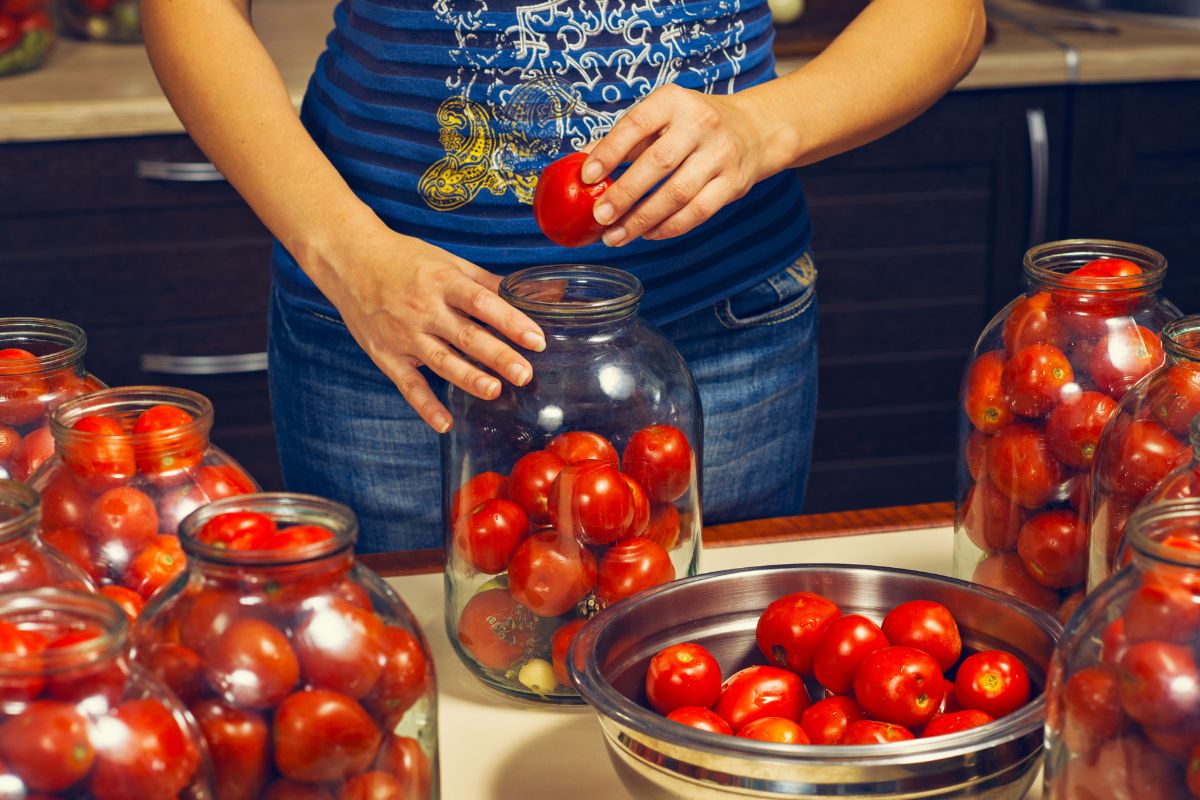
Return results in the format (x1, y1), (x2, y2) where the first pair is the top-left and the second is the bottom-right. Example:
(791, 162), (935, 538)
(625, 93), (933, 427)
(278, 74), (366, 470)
(131, 405), (203, 481)
(644, 642), (722, 715)
(1059, 735), (1187, 800)
(0, 17), (22, 54)
(1060, 666), (1125, 756)
(507, 528), (597, 617)
(40, 525), (100, 582)
(1124, 574), (1200, 644)
(1002, 343), (1074, 419)
(292, 598), (386, 699)
(597, 536), (674, 606)
(548, 460), (634, 546)
(1016, 510), (1087, 589)
(921, 709), (994, 738)
(551, 618), (586, 687)
(965, 430), (991, 482)
(508, 450), (566, 525)
(63, 416), (136, 492)
(666, 706), (733, 735)
(799, 696), (865, 745)
(622, 424), (693, 503)
(273, 689), (381, 783)
(0, 348), (46, 426)
(8, 425), (54, 482)
(1003, 291), (1068, 353)
(1117, 640), (1200, 729)
(954, 650), (1031, 718)
(1146, 365), (1200, 437)
(194, 464), (257, 501)
(363, 626), (429, 729)
(546, 430), (618, 467)
(960, 478), (1025, 553)
(853, 646), (943, 728)
(622, 474), (651, 538)
(100, 585), (145, 620)
(1090, 325), (1166, 399)
(0, 424), (18, 464)
(839, 720), (915, 744)
(264, 780), (335, 800)
(18, 10), (52, 34)
(86, 485), (158, 556)
(144, 642), (205, 702)
(267, 523), (337, 551)
(0, 619), (46, 701)
(971, 550), (1060, 613)
(881, 600), (962, 672)
(336, 771), (408, 800)
(963, 351), (1012, 433)
(1097, 416), (1189, 500)
(82, 0), (114, 12)
(373, 734), (432, 798)
(737, 716), (810, 744)
(0, 700), (93, 792)
(755, 590), (840, 676)
(453, 497), (529, 574)
(89, 698), (200, 800)
(450, 471), (507, 525)
(986, 422), (1062, 509)
(1101, 617), (1129, 669)
(1045, 390), (1118, 468)
(125, 534), (185, 599)
(456, 588), (536, 671)
(0, 539), (56, 592)
(643, 503), (681, 551)
(192, 698), (271, 800)
(197, 511), (278, 551)
(532, 152), (613, 247)
(715, 665), (810, 732)
(811, 613), (889, 695)
(1052, 259), (1146, 339)
(205, 617), (300, 708)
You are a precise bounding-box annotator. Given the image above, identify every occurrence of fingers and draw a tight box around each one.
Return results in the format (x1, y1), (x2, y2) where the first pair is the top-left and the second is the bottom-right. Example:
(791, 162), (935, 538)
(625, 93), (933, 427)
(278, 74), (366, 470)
(592, 129), (697, 230)
(434, 307), (535, 390)
(581, 86), (678, 184)
(643, 176), (743, 240)
(387, 358), (454, 433)
(601, 152), (722, 246)
(444, 273), (545, 353)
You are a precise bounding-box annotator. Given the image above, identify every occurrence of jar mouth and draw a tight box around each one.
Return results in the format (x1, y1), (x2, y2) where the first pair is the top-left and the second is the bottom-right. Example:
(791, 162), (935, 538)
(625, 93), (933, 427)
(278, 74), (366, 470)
(500, 265), (643, 321)
(1163, 316), (1200, 363)
(1023, 239), (1166, 293)
(179, 492), (358, 566)
(0, 480), (39, 545)
(50, 385), (214, 446)
(0, 589), (126, 675)
(1128, 498), (1200, 567)
(0, 318), (87, 375)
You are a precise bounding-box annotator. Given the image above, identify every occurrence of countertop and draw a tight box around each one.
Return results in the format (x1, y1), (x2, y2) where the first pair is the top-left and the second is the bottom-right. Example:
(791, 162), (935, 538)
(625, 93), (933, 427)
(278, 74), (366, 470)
(1, 0), (1199, 143)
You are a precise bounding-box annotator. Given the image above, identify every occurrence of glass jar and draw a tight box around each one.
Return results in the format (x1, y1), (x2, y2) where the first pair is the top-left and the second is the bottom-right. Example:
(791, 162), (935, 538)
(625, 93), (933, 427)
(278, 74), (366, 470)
(1044, 499), (1200, 799)
(954, 240), (1180, 615)
(0, 478), (93, 591)
(30, 386), (258, 613)
(1087, 316), (1200, 591)
(0, 587), (213, 799)
(0, 1), (57, 78)
(0, 318), (105, 483)
(62, 0), (139, 41)
(134, 492), (438, 799)
(442, 265), (702, 703)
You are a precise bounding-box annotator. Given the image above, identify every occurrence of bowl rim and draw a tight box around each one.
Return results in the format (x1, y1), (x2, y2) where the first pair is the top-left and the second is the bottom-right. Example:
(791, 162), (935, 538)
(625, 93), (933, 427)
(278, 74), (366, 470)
(569, 562), (1064, 766)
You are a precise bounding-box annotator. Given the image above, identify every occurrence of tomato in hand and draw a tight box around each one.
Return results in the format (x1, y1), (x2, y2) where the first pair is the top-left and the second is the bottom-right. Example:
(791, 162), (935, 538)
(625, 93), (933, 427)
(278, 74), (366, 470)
(205, 617), (300, 708)
(508, 450), (566, 525)
(0, 700), (94, 792)
(960, 477), (1025, 553)
(1060, 666), (1125, 756)
(548, 460), (633, 546)
(666, 706), (733, 735)
(131, 404), (203, 481)
(1016, 510), (1087, 589)
(364, 626), (430, 729)
(273, 689), (381, 783)
(1116, 640), (1200, 728)
(986, 423), (1063, 509)
(1045, 390), (1118, 469)
(1002, 343), (1074, 419)
(64, 415), (136, 492)
(854, 646), (944, 728)
(755, 590), (840, 676)
(597, 535), (674, 606)
(546, 430), (618, 467)
(1089, 325), (1166, 399)
(192, 698), (271, 800)
(715, 665), (810, 732)
(839, 720), (915, 744)
(644, 642), (722, 715)
(738, 716), (810, 744)
(125, 534), (186, 599)
(89, 698), (200, 800)
(954, 650), (1031, 718)
(921, 709), (994, 737)
(800, 696), (865, 745)
(453, 497), (529, 574)
(811, 613), (889, 695)
(507, 528), (597, 616)
(622, 424), (693, 503)
(963, 351), (1012, 434)
(881, 600), (961, 672)
(532, 152), (613, 247)
(197, 510), (278, 551)
(456, 588), (536, 671)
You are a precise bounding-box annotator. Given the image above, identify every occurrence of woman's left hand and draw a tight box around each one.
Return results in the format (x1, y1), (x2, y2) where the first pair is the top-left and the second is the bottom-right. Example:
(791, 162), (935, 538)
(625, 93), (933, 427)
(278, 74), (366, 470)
(582, 84), (783, 247)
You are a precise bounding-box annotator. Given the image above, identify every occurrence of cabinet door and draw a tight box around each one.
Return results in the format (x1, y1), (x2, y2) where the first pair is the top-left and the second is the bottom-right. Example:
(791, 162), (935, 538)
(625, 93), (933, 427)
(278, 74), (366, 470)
(799, 88), (1068, 512)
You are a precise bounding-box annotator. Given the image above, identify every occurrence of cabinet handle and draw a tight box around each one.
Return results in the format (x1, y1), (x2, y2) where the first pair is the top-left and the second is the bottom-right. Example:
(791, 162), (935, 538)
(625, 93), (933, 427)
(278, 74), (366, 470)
(140, 353), (267, 375)
(136, 160), (226, 183)
(1025, 108), (1049, 247)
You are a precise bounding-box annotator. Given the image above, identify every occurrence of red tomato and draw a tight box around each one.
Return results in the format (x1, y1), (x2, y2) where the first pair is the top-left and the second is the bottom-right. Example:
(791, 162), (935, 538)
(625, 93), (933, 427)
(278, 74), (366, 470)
(178, 589), (249, 653)
(532, 152), (613, 247)
(100, 584), (145, 620)
(7, 425), (54, 482)
(1058, 735), (1187, 800)
(986, 423), (1062, 509)
(812, 613), (889, 695)
(921, 709), (994, 737)
(0, 700), (94, 792)
(644, 642), (722, 715)
(41, 524), (101, 583)
(622, 474), (651, 538)
(965, 431), (991, 482)
(0, 348), (46, 426)
(1105, 417), (1191, 502)
(82, 0), (114, 12)
(954, 650), (1031, 718)
(130, 405), (203, 481)
(0, 424), (18, 464)
(643, 503), (681, 551)
(0, 17), (22, 54)
(1060, 666), (1125, 757)
(1044, 390), (1118, 468)
(1117, 641), (1200, 729)
(853, 646), (944, 728)
(274, 689), (381, 783)
(800, 696), (865, 745)
(204, 617), (300, 709)
(293, 599), (386, 699)
(37, 470), (94, 531)
(192, 698), (271, 800)
(1146, 364), (1200, 437)
(196, 511), (278, 551)
(266, 523), (337, 551)
(839, 720), (915, 744)
(1052, 259), (1146, 339)
(1003, 291), (1068, 353)
(507, 528), (597, 617)
(18, 10), (52, 34)
(337, 771), (407, 800)
(193, 464), (257, 501)
(1124, 574), (1200, 645)
(881, 600), (962, 672)
(125, 534), (186, 599)
(548, 459), (633, 546)
(551, 618), (586, 687)
(755, 590), (841, 676)
(1090, 325), (1166, 399)
(1101, 617), (1129, 669)
(737, 716), (810, 744)
(666, 706), (733, 735)
(597, 536), (675, 606)
(364, 626), (429, 729)
(86, 485), (158, 562)
(450, 471), (508, 525)
(89, 698), (200, 800)
(622, 424), (693, 503)
(963, 351), (1012, 433)
(507, 450), (566, 525)
(64, 415), (135, 492)
(546, 430), (618, 467)
(0, 620), (46, 701)
(263, 780), (335, 800)
(1002, 343), (1074, 419)
(373, 734), (432, 798)
(144, 642), (205, 702)
(453, 497), (529, 574)
(715, 665), (810, 732)
(960, 477), (1025, 553)
(456, 588), (536, 671)
(1015, 510), (1087, 589)
(971, 550), (1060, 614)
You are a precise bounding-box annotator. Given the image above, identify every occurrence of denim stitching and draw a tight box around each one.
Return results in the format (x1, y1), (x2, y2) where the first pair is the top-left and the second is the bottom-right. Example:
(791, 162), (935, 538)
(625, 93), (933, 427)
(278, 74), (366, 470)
(714, 255), (818, 330)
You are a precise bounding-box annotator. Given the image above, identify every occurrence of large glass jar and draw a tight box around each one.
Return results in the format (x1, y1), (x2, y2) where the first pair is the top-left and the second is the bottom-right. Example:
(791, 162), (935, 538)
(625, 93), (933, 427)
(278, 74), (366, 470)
(0, 317), (105, 483)
(0, 478), (93, 591)
(1044, 499), (1200, 799)
(1087, 316), (1200, 591)
(442, 265), (702, 703)
(30, 386), (258, 615)
(134, 493), (438, 800)
(0, 587), (213, 799)
(62, 0), (139, 41)
(954, 240), (1180, 615)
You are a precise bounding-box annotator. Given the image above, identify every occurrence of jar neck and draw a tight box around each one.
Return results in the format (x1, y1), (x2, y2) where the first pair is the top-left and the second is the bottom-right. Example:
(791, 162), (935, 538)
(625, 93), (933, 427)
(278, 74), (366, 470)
(1023, 239), (1166, 296)
(50, 385), (214, 451)
(0, 317), (88, 377)
(0, 589), (127, 677)
(500, 265), (643, 333)
(1163, 316), (1200, 366)
(1127, 499), (1200, 573)
(0, 480), (39, 547)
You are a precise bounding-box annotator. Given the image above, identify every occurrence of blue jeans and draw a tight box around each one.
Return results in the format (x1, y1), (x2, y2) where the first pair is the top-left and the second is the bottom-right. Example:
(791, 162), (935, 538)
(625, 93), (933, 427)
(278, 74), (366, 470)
(267, 256), (818, 552)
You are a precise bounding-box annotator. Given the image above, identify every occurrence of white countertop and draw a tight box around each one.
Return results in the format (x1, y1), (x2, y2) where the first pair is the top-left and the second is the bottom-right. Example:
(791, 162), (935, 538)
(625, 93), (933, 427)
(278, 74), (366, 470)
(385, 525), (1046, 799)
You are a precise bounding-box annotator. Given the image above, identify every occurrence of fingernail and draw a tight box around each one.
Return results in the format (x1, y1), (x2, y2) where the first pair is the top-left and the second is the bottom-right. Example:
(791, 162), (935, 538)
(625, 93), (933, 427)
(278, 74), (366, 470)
(435, 416), (452, 434)
(522, 331), (546, 351)
(581, 161), (603, 184)
(476, 376), (500, 397)
(508, 364), (531, 386)
(603, 226), (627, 247)
(594, 202), (614, 225)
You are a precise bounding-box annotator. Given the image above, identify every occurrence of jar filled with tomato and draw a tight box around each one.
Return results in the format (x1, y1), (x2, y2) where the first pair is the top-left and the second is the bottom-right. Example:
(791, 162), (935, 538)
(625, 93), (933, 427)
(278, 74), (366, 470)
(30, 386), (258, 614)
(134, 492), (438, 799)
(953, 239), (1179, 615)
(0, 318), (105, 483)
(0, 478), (93, 591)
(0, 587), (213, 800)
(61, 0), (137, 41)
(1044, 498), (1200, 799)
(0, 0), (57, 78)
(443, 264), (702, 703)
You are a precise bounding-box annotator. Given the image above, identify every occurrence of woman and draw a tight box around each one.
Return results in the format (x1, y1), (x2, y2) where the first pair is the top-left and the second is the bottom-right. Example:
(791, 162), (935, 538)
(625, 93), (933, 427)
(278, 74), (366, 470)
(142, 0), (986, 552)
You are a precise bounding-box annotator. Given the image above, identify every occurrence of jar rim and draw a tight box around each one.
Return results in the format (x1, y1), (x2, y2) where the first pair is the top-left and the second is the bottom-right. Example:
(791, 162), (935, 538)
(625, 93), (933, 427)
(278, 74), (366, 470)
(0, 480), (38, 545)
(1128, 498), (1200, 567)
(0, 318), (88, 375)
(1163, 316), (1200, 363)
(178, 492), (358, 565)
(500, 265), (643, 321)
(1023, 239), (1166, 293)
(0, 589), (127, 675)
(50, 385), (215, 446)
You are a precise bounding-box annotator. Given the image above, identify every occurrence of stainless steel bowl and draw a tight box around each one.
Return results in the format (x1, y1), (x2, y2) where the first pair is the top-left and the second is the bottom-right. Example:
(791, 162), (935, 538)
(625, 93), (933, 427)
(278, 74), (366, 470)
(569, 564), (1063, 799)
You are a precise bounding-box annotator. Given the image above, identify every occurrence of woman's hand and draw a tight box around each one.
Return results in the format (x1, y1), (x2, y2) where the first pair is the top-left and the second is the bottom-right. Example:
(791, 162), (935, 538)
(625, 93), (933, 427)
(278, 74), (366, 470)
(582, 84), (784, 247)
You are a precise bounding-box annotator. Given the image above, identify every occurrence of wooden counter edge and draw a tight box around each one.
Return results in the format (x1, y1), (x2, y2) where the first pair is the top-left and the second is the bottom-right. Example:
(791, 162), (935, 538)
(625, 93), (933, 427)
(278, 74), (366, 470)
(360, 500), (955, 577)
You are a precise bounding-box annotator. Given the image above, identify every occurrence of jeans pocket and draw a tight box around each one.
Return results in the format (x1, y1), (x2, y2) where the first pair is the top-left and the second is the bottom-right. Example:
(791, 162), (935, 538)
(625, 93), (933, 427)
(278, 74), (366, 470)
(715, 252), (818, 330)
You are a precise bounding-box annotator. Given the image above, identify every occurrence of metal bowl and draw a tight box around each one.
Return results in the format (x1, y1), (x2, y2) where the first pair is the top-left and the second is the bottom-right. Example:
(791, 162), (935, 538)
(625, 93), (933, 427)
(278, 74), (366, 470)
(568, 564), (1063, 799)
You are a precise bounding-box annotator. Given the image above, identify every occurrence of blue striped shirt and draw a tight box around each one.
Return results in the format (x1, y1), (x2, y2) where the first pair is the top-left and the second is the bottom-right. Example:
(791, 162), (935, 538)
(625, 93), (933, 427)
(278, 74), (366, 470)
(271, 0), (812, 325)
